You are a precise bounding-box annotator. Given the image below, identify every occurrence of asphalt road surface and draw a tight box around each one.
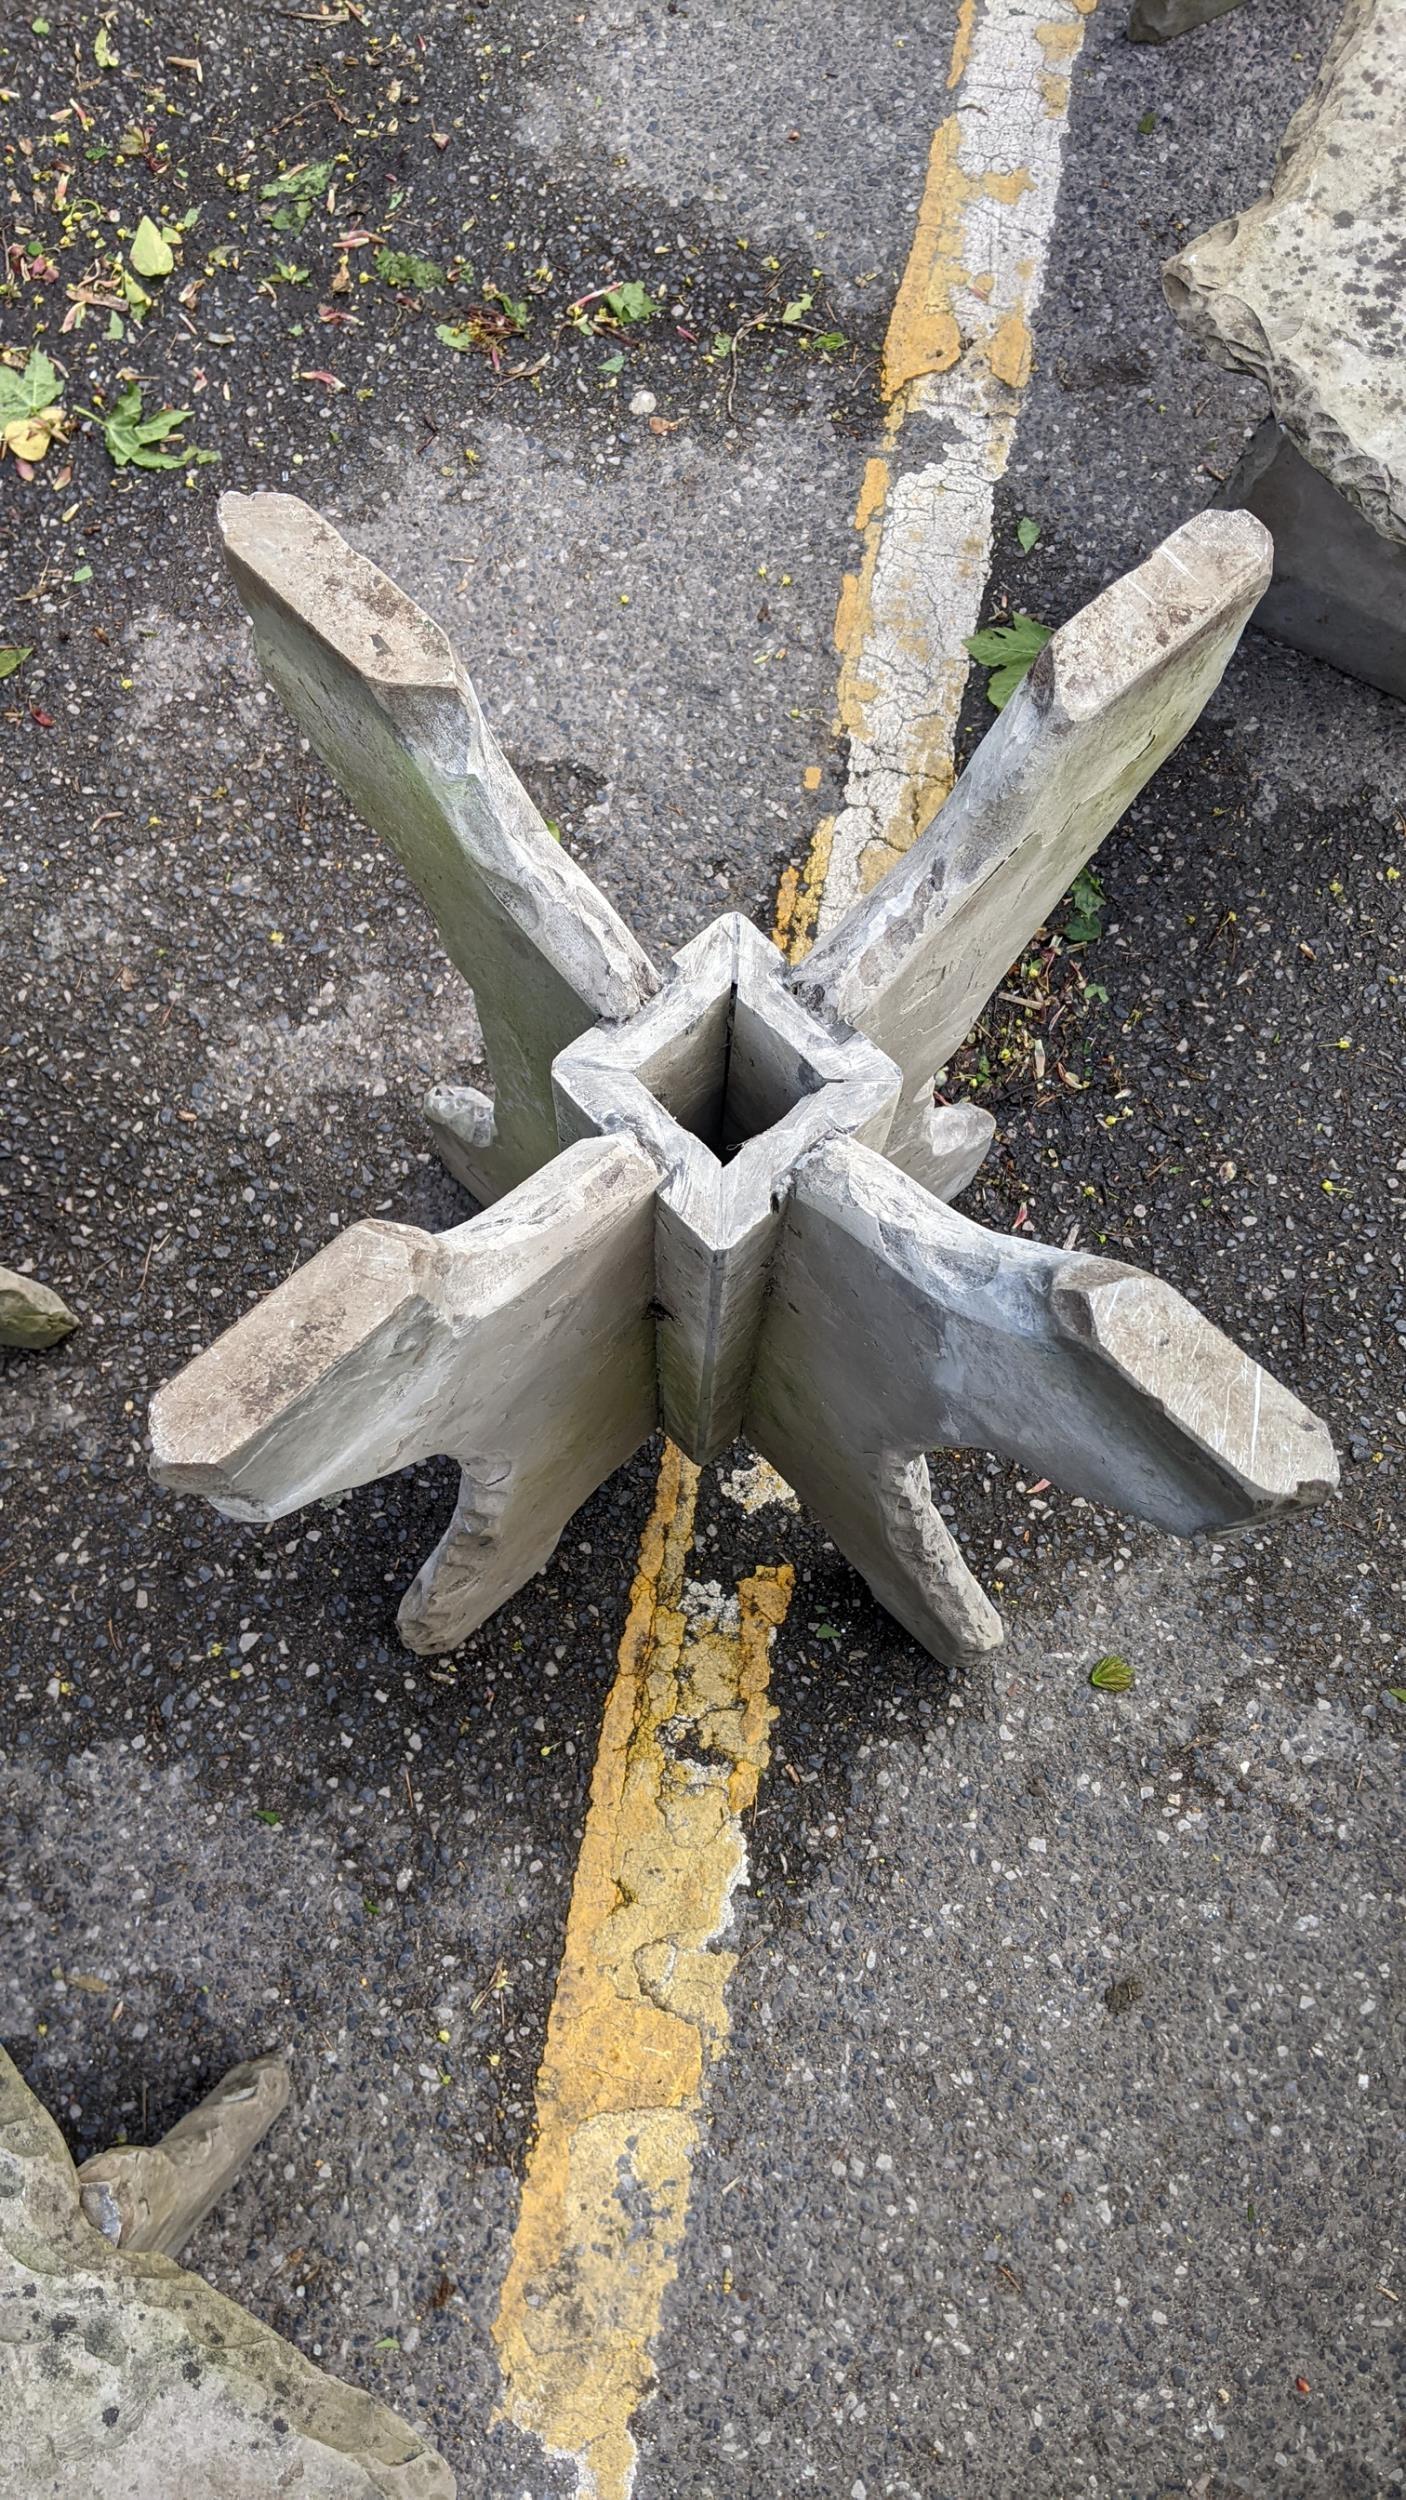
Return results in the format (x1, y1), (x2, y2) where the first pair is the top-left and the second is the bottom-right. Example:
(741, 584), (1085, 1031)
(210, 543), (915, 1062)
(2, 3), (1401, 2496)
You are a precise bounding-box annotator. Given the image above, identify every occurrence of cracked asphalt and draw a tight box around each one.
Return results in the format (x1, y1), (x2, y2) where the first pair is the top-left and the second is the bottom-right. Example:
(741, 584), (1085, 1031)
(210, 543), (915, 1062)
(2, 3), (1402, 2496)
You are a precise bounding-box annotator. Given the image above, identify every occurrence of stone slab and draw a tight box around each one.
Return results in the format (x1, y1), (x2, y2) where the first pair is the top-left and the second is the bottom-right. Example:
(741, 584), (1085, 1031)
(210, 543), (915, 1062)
(0, 2046), (454, 2499)
(219, 493), (660, 1204)
(747, 1136), (1338, 1667)
(792, 511), (1272, 1180)
(0, 1266), (77, 1349)
(149, 1135), (659, 1654)
(77, 2057), (290, 2258)
(1218, 416), (1406, 699)
(1163, 0), (1406, 545)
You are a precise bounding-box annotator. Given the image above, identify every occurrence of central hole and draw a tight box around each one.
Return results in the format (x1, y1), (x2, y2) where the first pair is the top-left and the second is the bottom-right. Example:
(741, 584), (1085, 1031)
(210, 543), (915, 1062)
(637, 986), (823, 1164)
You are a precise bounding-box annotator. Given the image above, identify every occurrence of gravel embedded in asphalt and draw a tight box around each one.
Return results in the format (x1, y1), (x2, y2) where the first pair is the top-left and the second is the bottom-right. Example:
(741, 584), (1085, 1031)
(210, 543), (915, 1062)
(2, 2), (1401, 2494)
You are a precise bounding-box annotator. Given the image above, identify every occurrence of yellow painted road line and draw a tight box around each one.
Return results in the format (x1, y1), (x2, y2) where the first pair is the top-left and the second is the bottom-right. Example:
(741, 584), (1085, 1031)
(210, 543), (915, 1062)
(494, 3), (1097, 2485)
(493, 1444), (792, 2497)
(810, 0), (1100, 940)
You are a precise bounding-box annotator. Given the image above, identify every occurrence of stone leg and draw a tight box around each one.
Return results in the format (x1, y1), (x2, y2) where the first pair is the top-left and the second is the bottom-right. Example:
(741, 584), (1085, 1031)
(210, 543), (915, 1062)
(1216, 418), (1406, 701)
(748, 1137), (1336, 1666)
(150, 1136), (661, 1654)
(398, 1449), (608, 1656)
(792, 511), (1272, 1181)
(752, 1415), (1004, 1667)
(77, 2055), (289, 2257)
(220, 493), (660, 1204)
(1128, 0), (1247, 40)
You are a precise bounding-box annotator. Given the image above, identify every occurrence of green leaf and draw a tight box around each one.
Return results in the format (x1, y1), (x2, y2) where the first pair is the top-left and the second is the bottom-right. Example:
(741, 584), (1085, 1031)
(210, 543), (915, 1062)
(1137, 108), (1156, 135)
(435, 321), (474, 352)
(0, 350), (62, 427)
(711, 331), (734, 357)
(253, 1808), (281, 1827)
(600, 280), (654, 325)
(484, 283), (530, 332)
(1089, 1654), (1135, 1693)
(261, 158), (335, 198)
(1385, 1687), (1406, 1705)
(105, 311), (126, 341)
(70, 563), (92, 583)
(813, 329), (847, 353)
(371, 2336), (400, 2350)
(1016, 515), (1041, 552)
(374, 246), (445, 291)
(94, 22), (118, 65)
(130, 215), (175, 280)
(78, 383), (216, 471)
(1064, 865), (1106, 945)
(781, 291), (814, 325)
(0, 646), (33, 679)
(260, 159), (334, 235)
(598, 349), (625, 375)
(0, 349), (66, 461)
(964, 611), (1052, 710)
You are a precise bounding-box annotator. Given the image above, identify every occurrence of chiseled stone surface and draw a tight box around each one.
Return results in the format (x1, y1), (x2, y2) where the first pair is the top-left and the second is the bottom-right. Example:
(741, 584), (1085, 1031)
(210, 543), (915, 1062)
(149, 1135), (658, 1657)
(220, 492), (660, 1205)
(793, 510), (1272, 1181)
(1164, 0), (1406, 544)
(0, 2047), (454, 2500)
(0, 1265), (78, 1349)
(747, 1137), (1338, 1666)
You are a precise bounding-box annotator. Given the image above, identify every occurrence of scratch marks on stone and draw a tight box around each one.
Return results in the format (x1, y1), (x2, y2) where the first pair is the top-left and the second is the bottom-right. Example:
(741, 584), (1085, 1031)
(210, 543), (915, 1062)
(492, 1444), (792, 2499)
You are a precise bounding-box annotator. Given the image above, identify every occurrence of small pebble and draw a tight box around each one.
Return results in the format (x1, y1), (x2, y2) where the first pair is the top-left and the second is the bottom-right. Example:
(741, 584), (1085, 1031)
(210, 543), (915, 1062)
(629, 389), (657, 417)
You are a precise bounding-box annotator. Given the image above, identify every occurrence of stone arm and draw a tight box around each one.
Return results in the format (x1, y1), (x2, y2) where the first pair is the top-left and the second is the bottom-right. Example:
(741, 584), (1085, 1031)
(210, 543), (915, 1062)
(149, 1136), (661, 1654)
(747, 1136), (1337, 1667)
(790, 510), (1273, 1187)
(220, 492), (660, 1203)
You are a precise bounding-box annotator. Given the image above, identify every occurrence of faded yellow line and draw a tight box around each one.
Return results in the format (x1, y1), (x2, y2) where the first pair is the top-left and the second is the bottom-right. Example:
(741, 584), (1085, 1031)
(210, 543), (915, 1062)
(492, 1446), (792, 2495)
(493, 807), (819, 2490)
(797, 0), (1098, 924)
(883, 137), (1035, 403)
